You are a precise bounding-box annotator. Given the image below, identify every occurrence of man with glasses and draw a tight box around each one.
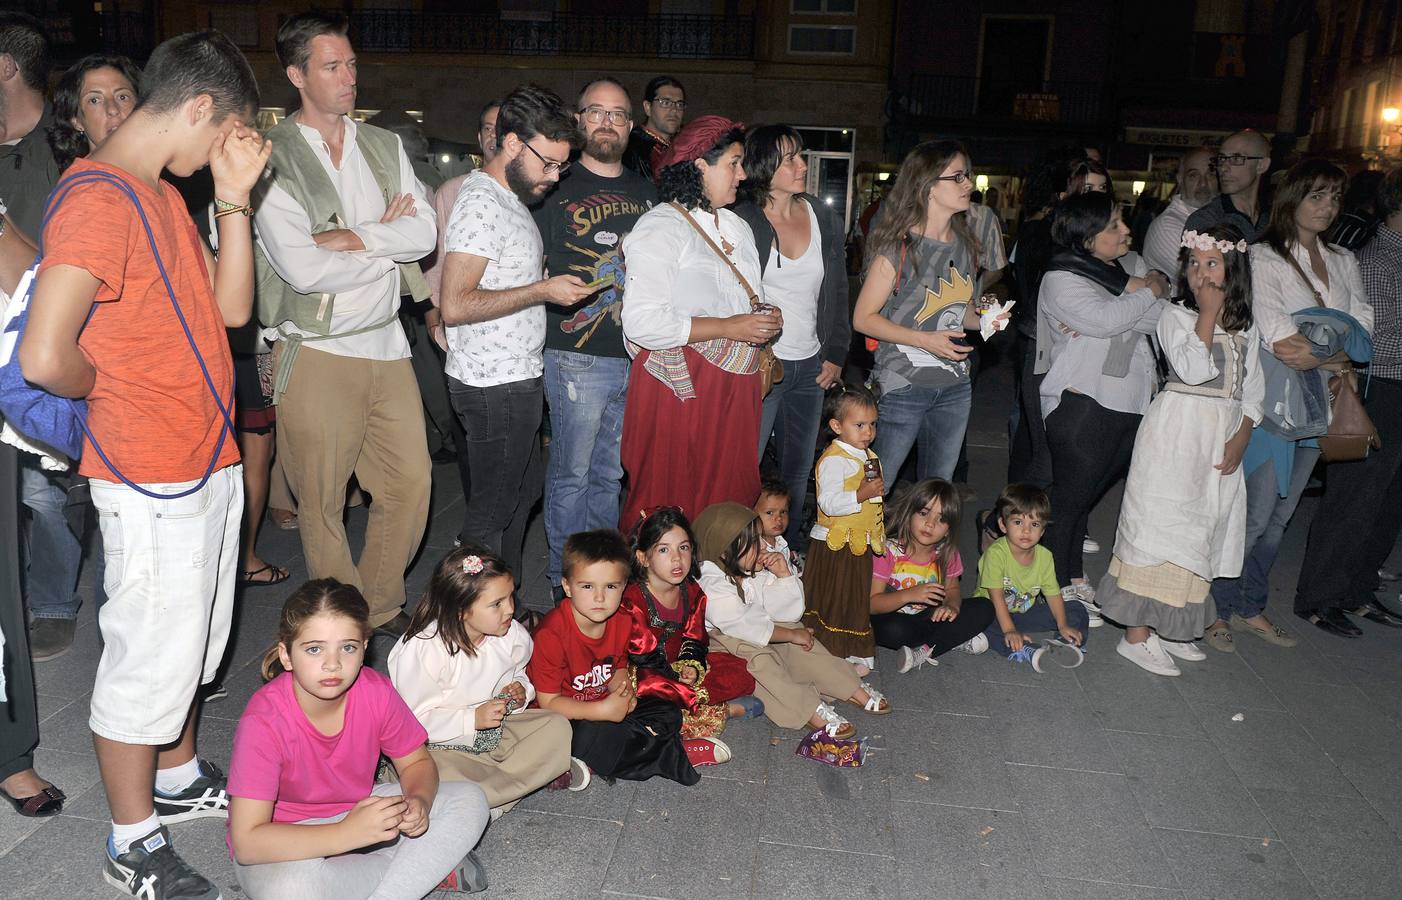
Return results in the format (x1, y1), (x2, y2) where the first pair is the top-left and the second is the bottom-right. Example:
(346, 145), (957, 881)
(438, 85), (593, 580)
(624, 75), (685, 182)
(533, 77), (657, 598)
(1183, 129), (1271, 241)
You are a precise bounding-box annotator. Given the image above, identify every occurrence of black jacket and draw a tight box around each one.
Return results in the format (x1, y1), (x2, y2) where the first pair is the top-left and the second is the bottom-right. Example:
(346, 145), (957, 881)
(623, 127), (665, 184)
(731, 194), (851, 368)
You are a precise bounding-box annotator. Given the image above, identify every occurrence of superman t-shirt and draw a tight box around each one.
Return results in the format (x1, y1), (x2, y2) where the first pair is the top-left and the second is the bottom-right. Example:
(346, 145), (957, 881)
(534, 164), (657, 359)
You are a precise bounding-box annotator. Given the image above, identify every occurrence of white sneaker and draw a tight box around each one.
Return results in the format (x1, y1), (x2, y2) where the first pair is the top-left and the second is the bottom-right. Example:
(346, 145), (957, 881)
(1117, 635), (1181, 676)
(1062, 585), (1104, 627)
(1082, 536), (1101, 553)
(954, 633), (989, 654)
(1159, 639), (1206, 661)
(896, 644), (935, 673)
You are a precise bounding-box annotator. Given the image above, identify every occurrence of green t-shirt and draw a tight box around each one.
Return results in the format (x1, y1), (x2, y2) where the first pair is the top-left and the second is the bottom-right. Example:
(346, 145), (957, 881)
(975, 538), (1061, 614)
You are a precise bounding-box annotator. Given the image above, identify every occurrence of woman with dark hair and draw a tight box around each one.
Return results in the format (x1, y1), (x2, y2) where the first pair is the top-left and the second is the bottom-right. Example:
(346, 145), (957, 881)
(1066, 157), (1112, 195)
(1037, 191), (1169, 620)
(47, 54), (141, 173)
(1209, 159), (1376, 644)
(619, 116), (781, 524)
(852, 140), (992, 484)
(732, 125), (850, 548)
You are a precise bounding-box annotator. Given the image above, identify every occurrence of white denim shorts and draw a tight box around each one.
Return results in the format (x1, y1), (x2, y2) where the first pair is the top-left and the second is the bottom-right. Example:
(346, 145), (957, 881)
(88, 465), (243, 744)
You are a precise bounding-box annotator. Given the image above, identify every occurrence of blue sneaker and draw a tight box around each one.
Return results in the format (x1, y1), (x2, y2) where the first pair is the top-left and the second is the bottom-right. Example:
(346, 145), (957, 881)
(1007, 643), (1049, 671)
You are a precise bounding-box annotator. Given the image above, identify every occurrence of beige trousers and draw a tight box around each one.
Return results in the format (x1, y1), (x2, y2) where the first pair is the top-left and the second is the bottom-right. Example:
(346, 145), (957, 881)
(429, 709), (572, 809)
(275, 345), (431, 625)
(709, 628), (862, 730)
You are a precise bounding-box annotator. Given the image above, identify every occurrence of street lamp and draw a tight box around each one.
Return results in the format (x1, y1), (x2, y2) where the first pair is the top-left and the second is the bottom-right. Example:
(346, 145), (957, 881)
(1381, 108), (1402, 164)
(1384, 107), (1401, 124)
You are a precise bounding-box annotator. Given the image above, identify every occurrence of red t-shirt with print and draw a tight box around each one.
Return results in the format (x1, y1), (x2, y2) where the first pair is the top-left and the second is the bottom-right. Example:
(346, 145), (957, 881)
(527, 604), (631, 703)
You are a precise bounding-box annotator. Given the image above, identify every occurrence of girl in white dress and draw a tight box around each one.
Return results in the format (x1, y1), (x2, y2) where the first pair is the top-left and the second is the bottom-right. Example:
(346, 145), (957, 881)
(1097, 224), (1265, 677)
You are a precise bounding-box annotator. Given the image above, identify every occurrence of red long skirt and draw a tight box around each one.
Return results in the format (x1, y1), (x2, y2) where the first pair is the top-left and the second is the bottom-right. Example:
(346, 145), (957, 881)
(620, 348), (762, 527)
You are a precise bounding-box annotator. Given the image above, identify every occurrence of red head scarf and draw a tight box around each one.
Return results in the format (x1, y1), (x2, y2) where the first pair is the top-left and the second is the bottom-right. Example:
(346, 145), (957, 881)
(655, 115), (744, 172)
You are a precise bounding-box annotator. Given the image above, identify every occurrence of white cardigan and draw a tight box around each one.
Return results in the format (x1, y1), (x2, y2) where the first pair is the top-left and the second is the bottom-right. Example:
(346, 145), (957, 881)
(1249, 241), (1373, 347)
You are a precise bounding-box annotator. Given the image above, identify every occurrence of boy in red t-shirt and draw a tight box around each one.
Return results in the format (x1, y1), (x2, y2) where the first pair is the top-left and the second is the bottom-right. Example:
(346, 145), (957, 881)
(529, 530), (730, 783)
(18, 31), (271, 900)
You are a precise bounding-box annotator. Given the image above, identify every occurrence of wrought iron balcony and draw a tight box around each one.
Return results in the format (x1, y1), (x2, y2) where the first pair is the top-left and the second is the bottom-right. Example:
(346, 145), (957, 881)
(347, 10), (755, 60)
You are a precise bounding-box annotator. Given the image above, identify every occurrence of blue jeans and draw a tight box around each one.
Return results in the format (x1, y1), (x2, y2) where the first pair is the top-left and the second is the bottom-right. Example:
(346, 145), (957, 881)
(543, 350), (629, 583)
(20, 461), (82, 620)
(758, 353), (825, 548)
(872, 378), (973, 485)
(983, 597), (1091, 657)
(1211, 447), (1319, 621)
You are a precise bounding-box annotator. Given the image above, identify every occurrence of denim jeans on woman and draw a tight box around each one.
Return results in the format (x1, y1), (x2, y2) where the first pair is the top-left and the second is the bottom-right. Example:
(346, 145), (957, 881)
(450, 376), (544, 582)
(758, 352), (825, 547)
(19, 461), (82, 620)
(543, 350), (629, 584)
(872, 378), (972, 485)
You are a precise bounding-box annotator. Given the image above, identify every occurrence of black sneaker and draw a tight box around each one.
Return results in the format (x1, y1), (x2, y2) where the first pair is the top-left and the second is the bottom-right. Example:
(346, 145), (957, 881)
(153, 760), (230, 824)
(103, 826), (221, 899)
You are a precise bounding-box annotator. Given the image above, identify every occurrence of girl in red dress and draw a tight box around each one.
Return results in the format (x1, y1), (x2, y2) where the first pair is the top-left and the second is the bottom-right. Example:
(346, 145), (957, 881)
(622, 507), (762, 738)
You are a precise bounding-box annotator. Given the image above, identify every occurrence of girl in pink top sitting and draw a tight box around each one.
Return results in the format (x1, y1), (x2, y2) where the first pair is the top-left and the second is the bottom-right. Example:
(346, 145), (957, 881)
(226, 579), (490, 898)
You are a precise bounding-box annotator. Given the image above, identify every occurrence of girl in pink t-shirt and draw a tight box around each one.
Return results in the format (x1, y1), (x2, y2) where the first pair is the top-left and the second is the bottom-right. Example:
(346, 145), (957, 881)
(868, 479), (997, 673)
(227, 579), (490, 898)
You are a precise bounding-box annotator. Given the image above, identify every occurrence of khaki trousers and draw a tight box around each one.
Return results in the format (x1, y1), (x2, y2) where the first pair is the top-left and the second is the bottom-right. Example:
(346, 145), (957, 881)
(275, 345), (431, 625)
(429, 709), (572, 809)
(709, 628), (862, 730)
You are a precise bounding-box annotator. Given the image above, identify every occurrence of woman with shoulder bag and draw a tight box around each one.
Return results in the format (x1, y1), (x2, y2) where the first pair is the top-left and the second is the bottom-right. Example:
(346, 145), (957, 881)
(732, 125), (850, 550)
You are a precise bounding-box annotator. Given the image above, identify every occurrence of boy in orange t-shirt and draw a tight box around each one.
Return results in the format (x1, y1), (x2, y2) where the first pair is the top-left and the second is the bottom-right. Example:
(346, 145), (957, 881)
(18, 31), (271, 900)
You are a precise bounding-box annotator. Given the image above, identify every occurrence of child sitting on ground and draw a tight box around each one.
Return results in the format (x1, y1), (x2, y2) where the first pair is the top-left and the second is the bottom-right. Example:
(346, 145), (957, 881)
(977, 484), (1089, 670)
(388, 548), (579, 813)
(803, 383), (887, 675)
(755, 477), (802, 574)
(227, 579), (490, 898)
(529, 530), (730, 784)
(622, 507), (763, 738)
(697, 502), (890, 742)
(871, 479), (996, 673)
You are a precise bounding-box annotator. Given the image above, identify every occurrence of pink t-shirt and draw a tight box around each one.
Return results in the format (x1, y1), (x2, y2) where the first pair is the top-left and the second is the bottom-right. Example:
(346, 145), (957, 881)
(227, 669), (428, 828)
(872, 542), (965, 613)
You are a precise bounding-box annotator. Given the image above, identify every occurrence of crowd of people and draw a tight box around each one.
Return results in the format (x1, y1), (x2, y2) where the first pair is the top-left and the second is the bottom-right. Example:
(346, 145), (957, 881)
(2, 9), (1401, 900)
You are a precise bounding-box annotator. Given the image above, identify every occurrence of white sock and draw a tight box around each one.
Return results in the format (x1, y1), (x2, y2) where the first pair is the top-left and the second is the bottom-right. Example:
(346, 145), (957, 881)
(155, 757), (202, 796)
(110, 812), (161, 855)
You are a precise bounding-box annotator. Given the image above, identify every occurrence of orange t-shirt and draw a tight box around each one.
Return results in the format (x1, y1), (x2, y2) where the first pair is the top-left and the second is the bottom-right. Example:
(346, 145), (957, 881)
(38, 159), (239, 484)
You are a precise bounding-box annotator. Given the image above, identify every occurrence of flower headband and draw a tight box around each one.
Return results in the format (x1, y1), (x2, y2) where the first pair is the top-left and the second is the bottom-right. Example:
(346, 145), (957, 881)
(462, 555), (484, 575)
(1182, 230), (1247, 254)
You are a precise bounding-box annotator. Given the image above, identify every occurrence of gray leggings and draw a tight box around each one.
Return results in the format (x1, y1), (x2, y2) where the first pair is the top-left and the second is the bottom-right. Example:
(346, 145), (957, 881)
(234, 781), (489, 900)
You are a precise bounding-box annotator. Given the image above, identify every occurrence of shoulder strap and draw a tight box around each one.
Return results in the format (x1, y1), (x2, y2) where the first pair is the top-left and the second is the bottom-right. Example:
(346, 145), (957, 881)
(668, 201), (759, 307)
(1281, 245), (1326, 307)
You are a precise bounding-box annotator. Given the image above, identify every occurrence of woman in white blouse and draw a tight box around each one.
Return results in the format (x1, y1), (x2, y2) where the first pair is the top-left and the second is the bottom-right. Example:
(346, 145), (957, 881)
(1209, 159), (1376, 644)
(619, 117), (783, 524)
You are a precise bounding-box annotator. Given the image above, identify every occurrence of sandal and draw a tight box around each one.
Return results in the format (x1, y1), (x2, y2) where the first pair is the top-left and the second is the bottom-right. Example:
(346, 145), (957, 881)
(2, 784), (66, 818)
(856, 682), (891, 715)
(242, 563), (290, 588)
(728, 695), (765, 720)
(812, 702), (856, 740)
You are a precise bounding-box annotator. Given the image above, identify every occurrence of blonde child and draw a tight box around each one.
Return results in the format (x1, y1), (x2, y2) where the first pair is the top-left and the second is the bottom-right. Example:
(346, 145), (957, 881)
(803, 383), (886, 674)
(871, 479), (996, 673)
(528, 530), (731, 784)
(227, 580), (490, 898)
(697, 502), (890, 742)
(977, 485), (1089, 670)
(388, 548), (579, 812)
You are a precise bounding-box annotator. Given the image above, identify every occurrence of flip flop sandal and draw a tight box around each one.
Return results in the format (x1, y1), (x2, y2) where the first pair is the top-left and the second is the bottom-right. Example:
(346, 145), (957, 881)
(857, 682), (891, 715)
(242, 564), (291, 588)
(3, 785), (65, 818)
(729, 695), (765, 720)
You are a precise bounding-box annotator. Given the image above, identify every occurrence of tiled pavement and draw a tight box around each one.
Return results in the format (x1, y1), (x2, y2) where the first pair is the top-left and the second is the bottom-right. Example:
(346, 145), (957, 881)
(4, 357), (1402, 899)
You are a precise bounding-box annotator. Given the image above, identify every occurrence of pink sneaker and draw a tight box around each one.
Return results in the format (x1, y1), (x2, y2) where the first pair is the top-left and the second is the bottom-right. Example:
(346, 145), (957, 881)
(682, 737), (732, 767)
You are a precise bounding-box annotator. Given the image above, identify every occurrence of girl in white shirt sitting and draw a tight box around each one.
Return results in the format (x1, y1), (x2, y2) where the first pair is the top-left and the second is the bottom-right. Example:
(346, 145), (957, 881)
(388, 548), (578, 816)
(694, 502), (889, 743)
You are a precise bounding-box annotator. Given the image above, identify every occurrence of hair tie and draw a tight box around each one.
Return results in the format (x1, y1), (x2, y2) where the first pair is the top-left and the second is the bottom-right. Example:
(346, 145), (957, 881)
(462, 555), (484, 575)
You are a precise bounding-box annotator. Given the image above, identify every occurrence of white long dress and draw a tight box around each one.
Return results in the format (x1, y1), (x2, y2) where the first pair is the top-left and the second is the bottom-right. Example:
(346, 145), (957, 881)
(1097, 303), (1265, 639)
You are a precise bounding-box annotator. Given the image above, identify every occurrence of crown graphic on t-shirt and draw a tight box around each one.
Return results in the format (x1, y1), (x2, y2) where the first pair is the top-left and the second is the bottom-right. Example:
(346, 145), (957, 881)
(914, 265), (973, 327)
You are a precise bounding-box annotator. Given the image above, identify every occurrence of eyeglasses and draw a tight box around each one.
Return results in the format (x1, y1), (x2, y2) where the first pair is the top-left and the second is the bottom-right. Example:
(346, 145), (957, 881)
(1213, 154), (1264, 168)
(580, 107), (630, 126)
(521, 141), (571, 175)
(650, 97), (686, 111)
(934, 170), (973, 184)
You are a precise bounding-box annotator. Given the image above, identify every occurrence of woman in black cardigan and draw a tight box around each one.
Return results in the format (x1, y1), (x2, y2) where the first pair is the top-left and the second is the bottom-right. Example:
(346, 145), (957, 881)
(732, 125), (851, 550)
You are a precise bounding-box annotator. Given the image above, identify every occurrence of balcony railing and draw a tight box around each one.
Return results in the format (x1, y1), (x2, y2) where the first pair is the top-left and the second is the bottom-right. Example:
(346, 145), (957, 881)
(347, 11), (755, 60)
(898, 74), (1106, 127)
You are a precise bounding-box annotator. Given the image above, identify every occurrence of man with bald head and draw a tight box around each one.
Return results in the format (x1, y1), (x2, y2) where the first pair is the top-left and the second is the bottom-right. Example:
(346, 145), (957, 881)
(1143, 147), (1217, 274)
(1183, 129), (1271, 241)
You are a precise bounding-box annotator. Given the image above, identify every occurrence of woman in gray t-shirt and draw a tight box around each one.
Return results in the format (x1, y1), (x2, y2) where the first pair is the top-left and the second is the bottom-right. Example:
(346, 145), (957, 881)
(853, 140), (987, 483)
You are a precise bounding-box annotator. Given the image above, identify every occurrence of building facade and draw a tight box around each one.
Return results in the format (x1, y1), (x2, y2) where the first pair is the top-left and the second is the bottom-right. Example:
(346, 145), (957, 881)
(1307, 0), (1402, 169)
